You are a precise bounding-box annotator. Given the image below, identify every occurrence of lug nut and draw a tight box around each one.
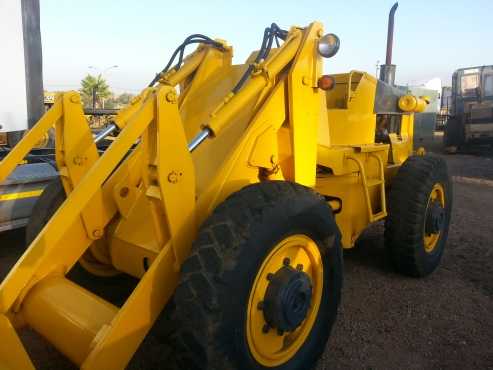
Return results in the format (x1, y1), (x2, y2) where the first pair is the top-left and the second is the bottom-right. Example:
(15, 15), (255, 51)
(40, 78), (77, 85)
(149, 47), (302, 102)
(296, 264), (304, 271)
(283, 257), (291, 266)
(262, 324), (270, 333)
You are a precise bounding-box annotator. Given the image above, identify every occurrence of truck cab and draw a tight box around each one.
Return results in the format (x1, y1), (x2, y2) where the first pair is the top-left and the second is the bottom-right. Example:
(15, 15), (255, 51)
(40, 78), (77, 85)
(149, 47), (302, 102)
(445, 65), (493, 149)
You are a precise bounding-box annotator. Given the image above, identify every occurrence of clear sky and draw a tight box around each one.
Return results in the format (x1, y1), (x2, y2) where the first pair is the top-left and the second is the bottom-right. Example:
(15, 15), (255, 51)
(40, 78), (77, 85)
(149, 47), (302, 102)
(40, 0), (493, 94)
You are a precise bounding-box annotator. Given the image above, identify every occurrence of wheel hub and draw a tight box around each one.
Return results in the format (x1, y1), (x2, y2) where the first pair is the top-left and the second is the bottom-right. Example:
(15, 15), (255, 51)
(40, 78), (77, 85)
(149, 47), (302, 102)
(425, 200), (445, 234)
(263, 265), (313, 332)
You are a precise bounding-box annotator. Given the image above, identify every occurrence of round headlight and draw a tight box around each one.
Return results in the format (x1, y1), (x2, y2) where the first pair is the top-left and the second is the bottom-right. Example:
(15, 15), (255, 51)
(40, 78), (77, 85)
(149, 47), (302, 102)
(318, 33), (340, 58)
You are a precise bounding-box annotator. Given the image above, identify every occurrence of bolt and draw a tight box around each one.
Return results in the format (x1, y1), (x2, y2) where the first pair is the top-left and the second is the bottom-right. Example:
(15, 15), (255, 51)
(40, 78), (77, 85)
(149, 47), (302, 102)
(168, 171), (179, 183)
(119, 187), (129, 198)
(262, 324), (270, 333)
(73, 155), (84, 165)
(283, 257), (291, 266)
(266, 273), (274, 281)
(302, 76), (311, 86)
(92, 229), (103, 239)
(166, 91), (177, 103)
(277, 329), (284, 336)
(296, 264), (304, 271)
(257, 301), (264, 310)
(70, 95), (81, 104)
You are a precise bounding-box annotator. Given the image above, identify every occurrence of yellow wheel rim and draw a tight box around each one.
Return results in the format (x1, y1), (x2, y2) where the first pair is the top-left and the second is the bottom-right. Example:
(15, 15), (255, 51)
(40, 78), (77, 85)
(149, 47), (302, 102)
(424, 183), (446, 253)
(246, 234), (323, 367)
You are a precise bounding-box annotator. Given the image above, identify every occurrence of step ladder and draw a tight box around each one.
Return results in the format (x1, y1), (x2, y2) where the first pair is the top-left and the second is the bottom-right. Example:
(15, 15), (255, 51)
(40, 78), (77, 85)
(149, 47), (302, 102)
(346, 152), (387, 222)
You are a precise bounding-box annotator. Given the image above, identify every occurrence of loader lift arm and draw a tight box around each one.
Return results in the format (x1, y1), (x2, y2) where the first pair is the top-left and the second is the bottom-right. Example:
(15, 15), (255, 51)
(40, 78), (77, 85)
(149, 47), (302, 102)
(0, 16), (449, 370)
(0, 24), (316, 369)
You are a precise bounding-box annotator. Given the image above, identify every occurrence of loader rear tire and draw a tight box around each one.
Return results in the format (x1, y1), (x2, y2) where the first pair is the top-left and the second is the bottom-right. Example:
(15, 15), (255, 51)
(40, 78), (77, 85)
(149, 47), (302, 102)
(163, 181), (343, 370)
(385, 155), (452, 277)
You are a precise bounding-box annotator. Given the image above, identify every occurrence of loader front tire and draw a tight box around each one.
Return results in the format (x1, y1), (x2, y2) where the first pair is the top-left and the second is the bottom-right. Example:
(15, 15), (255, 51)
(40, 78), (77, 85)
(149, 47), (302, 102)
(164, 181), (342, 370)
(385, 155), (452, 277)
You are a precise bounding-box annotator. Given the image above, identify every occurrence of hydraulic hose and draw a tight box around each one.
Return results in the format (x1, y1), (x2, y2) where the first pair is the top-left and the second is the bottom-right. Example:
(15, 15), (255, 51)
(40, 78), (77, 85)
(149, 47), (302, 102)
(232, 23), (288, 94)
(149, 34), (225, 87)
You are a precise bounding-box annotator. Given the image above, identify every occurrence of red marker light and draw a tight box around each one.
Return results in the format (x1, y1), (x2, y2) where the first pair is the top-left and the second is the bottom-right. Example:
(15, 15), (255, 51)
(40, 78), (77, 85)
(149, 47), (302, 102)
(318, 75), (335, 91)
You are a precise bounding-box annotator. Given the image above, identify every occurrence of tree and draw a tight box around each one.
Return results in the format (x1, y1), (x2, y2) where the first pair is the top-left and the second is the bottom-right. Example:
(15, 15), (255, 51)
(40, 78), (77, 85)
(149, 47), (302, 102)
(95, 93), (136, 110)
(80, 74), (112, 109)
(116, 93), (134, 106)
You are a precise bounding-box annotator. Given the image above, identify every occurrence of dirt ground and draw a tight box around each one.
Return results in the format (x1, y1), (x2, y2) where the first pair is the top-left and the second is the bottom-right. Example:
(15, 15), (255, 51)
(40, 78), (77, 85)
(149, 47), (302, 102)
(1, 136), (492, 369)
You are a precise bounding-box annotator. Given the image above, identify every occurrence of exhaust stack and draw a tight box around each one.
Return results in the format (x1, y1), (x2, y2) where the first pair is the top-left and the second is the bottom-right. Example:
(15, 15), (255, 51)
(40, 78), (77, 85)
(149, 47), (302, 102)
(379, 2), (398, 85)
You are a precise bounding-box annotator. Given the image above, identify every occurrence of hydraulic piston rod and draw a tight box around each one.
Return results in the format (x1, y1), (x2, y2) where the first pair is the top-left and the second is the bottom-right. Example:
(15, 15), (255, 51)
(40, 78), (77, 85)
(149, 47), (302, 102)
(94, 124), (118, 144)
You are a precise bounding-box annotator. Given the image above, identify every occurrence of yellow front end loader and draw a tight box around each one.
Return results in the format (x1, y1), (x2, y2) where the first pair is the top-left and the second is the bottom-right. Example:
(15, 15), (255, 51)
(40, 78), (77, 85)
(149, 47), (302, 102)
(0, 21), (452, 370)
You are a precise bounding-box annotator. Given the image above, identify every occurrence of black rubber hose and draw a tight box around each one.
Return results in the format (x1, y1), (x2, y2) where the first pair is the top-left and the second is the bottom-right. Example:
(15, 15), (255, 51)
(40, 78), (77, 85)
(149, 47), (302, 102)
(149, 34), (224, 87)
(232, 23), (287, 94)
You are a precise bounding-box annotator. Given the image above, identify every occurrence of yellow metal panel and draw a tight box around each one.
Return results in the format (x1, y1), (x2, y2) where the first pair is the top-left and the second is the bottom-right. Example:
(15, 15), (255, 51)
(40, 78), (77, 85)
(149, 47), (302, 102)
(288, 23), (324, 187)
(81, 243), (179, 370)
(155, 87), (197, 265)
(196, 80), (288, 222)
(178, 46), (232, 109)
(249, 126), (279, 169)
(56, 92), (105, 241)
(0, 314), (34, 370)
(111, 189), (163, 277)
(113, 88), (154, 130)
(315, 144), (389, 247)
(326, 72), (377, 146)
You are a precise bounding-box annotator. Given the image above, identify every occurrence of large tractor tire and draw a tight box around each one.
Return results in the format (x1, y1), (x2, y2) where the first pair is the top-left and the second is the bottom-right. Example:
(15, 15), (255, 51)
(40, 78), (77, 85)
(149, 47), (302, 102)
(163, 181), (343, 370)
(385, 155), (452, 277)
(26, 178), (118, 278)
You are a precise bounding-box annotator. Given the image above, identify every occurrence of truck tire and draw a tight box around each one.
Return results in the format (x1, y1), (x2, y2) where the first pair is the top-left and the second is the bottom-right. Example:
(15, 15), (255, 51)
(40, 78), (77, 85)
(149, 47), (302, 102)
(163, 181), (343, 370)
(443, 117), (463, 153)
(6, 131), (24, 149)
(385, 155), (452, 277)
(25, 178), (65, 245)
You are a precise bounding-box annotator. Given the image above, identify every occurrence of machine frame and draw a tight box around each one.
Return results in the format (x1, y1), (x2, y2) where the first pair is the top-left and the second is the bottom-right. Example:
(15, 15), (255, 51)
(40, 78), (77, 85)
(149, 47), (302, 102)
(0, 22), (428, 369)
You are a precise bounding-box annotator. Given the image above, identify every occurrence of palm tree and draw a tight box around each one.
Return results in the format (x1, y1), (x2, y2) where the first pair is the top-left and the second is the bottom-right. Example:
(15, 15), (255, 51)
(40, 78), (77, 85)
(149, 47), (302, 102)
(80, 74), (112, 109)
